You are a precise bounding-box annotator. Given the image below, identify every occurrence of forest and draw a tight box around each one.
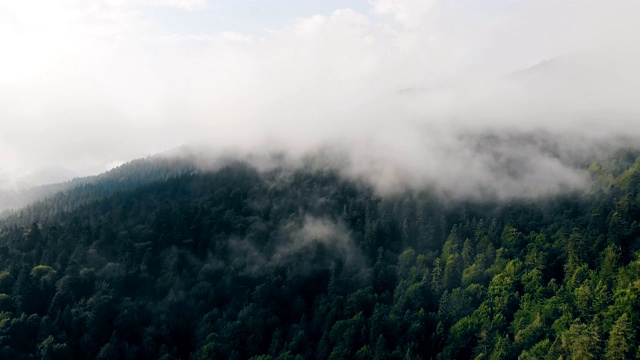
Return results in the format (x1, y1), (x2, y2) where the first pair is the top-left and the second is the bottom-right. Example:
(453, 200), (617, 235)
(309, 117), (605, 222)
(0, 150), (639, 359)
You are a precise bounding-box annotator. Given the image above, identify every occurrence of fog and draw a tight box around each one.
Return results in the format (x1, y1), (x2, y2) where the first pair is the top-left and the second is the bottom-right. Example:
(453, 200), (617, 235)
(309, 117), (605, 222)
(227, 216), (364, 277)
(1, 0), (640, 198)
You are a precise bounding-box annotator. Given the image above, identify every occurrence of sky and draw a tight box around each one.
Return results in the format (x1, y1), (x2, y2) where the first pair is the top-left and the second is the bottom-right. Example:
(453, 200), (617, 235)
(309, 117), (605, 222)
(1, 0), (640, 197)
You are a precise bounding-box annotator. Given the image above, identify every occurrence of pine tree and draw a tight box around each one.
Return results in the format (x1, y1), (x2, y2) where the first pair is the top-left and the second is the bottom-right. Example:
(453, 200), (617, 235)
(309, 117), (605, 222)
(605, 313), (634, 360)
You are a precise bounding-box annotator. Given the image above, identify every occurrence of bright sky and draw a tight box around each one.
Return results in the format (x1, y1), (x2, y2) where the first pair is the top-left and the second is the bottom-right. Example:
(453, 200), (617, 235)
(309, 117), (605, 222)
(1, 0), (639, 192)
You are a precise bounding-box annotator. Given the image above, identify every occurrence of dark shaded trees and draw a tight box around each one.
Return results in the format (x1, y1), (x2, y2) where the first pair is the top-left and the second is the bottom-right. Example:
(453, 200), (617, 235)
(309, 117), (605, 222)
(0, 153), (639, 358)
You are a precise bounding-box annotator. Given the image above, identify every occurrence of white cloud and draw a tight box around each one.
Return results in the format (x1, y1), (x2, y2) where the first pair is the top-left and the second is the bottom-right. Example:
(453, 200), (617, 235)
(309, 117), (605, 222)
(148, 0), (206, 10)
(221, 31), (253, 43)
(371, 0), (435, 29)
(103, 0), (207, 11)
(0, 0), (640, 198)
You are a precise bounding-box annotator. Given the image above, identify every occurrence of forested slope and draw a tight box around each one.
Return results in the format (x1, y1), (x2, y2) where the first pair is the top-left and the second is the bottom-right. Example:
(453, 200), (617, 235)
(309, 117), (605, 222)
(0, 152), (639, 359)
(1, 154), (200, 222)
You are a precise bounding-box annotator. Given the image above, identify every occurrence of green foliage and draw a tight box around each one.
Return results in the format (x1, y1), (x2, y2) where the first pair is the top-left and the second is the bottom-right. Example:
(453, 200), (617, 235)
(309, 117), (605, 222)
(605, 313), (634, 360)
(0, 152), (637, 358)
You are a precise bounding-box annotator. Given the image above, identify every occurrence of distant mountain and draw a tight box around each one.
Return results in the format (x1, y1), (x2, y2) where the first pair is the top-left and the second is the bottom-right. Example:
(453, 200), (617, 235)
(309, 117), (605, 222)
(400, 51), (640, 124)
(0, 144), (300, 223)
(0, 150), (201, 218)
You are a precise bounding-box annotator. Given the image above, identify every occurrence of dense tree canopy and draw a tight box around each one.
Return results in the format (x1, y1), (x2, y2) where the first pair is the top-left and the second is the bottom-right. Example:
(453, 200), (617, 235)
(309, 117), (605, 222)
(0, 151), (639, 359)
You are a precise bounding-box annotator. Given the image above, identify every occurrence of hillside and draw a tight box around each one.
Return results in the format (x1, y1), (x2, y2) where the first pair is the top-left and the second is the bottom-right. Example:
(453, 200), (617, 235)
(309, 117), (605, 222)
(0, 151), (205, 221)
(0, 151), (639, 359)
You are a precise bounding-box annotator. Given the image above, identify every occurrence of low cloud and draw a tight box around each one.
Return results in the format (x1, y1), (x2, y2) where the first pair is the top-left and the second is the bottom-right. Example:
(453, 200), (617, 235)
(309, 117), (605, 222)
(1, 1), (639, 199)
(225, 216), (363, 278)
(272, 216), (364, 271)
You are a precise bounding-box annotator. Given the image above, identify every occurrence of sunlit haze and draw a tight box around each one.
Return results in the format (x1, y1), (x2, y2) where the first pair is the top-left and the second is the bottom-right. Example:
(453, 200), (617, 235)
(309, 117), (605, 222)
(1, 0), (639, 196)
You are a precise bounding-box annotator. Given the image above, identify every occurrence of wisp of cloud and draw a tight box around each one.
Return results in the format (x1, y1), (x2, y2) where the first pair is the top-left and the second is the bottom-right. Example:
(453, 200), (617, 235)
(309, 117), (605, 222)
(0, 0), (639, 199)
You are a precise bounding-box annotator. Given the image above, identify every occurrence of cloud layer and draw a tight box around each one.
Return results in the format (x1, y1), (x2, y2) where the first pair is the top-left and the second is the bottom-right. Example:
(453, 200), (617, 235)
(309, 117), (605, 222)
(1, 0), (639, 197)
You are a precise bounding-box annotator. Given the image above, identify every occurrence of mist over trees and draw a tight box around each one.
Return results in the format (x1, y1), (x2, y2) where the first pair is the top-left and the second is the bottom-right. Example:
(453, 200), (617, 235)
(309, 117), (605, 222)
(3, 2), (640, 358)
(3, 1), (640, 190)
(0, 148), (638, 359)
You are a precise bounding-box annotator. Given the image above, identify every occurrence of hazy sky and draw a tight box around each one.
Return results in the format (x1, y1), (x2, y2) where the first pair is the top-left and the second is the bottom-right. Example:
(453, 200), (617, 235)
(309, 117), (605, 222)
(1, 0), (640, 196)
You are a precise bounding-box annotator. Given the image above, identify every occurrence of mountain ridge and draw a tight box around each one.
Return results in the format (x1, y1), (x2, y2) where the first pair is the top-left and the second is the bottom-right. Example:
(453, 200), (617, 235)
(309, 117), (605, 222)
(0, 147), (637, 358)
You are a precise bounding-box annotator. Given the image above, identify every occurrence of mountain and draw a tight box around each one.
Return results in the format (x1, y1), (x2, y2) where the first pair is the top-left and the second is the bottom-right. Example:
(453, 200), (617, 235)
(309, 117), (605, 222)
(0, 144), (296, 219)
(0, 149), (639, 359)
(0, 149), (205, 219)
